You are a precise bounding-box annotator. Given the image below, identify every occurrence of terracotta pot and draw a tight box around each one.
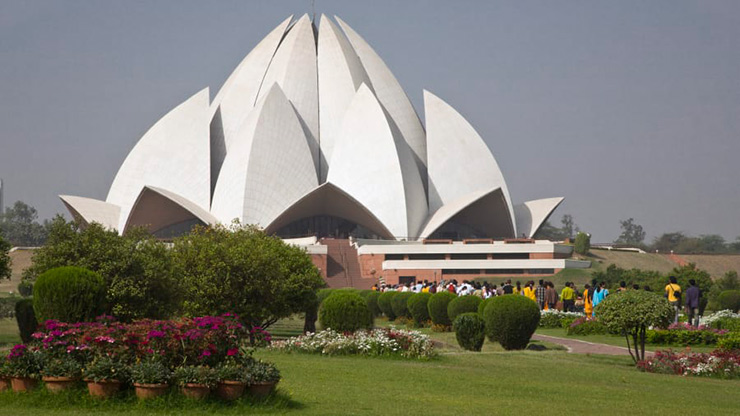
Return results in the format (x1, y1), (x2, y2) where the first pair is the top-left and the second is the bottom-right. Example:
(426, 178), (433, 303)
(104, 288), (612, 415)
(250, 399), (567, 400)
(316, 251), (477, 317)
(134, 383), (169, 400)
(85, 379), (122, 398)
(215, 380), (246, 401)
(248, 381), (277, 397)
(0, 378), (10, 392)
(11, 377), (38, 392)
(43, 376), (78, 393)
(181, 383), (210, 399)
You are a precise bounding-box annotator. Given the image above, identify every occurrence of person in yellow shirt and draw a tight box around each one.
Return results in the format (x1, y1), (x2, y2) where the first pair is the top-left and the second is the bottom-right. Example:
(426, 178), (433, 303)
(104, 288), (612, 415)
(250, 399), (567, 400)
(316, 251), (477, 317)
(523, 281), (536, 302)
(560, 282), (576, 312)
(665, 276), (682, 324)
(583, 284), (593, 317)
(513, 281), (522, 295)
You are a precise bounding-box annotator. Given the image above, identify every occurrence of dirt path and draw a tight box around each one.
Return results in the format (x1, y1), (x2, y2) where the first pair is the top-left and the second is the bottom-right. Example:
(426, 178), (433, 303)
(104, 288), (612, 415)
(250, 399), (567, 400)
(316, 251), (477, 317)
(531, 334), (653, 358)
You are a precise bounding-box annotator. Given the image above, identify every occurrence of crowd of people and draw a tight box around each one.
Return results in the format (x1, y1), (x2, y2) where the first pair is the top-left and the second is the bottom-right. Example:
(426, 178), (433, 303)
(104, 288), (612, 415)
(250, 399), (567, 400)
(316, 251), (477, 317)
(370, 276), (702, 324)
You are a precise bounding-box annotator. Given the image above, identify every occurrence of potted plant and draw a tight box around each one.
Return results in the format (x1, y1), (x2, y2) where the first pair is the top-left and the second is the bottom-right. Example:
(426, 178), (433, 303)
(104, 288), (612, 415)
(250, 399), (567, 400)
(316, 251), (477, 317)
(83, 356), (127, 398)
(5, 344), (41, 392)
(40, 352), (82, 393)
(0, 361), (11, 391)
(214, 362), (248, 401)
(129, 359), (171, 400)
(173, 365), (218, 399)
(246, 360), (280, 397)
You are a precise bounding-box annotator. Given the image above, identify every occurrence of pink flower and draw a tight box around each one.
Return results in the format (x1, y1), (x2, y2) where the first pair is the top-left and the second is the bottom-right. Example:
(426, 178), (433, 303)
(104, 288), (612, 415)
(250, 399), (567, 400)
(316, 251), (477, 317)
(226, 348), (238, 356)
(200, 350), (212, 358)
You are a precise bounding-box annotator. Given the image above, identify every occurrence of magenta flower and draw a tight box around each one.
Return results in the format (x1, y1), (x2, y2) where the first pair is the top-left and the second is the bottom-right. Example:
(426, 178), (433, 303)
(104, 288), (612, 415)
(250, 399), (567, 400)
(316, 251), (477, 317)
(226, 348), (238, 356)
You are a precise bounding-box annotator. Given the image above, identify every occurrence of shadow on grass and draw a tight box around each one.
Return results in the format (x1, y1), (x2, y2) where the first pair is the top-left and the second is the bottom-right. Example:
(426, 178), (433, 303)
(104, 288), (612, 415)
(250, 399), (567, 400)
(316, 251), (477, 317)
(0, 383), (304, 414)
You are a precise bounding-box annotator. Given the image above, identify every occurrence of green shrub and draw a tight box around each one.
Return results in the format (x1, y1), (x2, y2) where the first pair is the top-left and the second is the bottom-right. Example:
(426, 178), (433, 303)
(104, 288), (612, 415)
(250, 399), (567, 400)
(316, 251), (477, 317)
(319, 292), (373, 332)
(447, 295), (482, 323)
(407, 293), (432, 327)
(0, 296), (17, 319)
(574, 232), (590, 255)
(646, 329), (721, 345)
(717, 332), (740, 351)
(365, 291), (382, 317)
(478, 297), (494, 316)
(33, 266), (105, 323)
(717, 290), (740, 313)
(709, 316), (740, 332)
(428, 291), (457, 327)
(15, 298), (37, 343)
(566, 317), (609, 335)
(391, 292), (414, 319)
(378, 292), (398, 320)
(17, 280), (33, 297)
(358, 290), (373, 299)
(453, 313), (486, 352)
(560, 316), (580, 329)
(483, 295), (540, 350)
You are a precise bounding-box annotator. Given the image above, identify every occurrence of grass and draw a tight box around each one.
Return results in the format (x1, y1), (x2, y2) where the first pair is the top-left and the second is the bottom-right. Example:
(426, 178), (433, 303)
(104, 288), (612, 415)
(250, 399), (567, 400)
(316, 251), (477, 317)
(535, 327), (719, 353)
(0, 318), (20, 348)
(0, 317), (738, 414)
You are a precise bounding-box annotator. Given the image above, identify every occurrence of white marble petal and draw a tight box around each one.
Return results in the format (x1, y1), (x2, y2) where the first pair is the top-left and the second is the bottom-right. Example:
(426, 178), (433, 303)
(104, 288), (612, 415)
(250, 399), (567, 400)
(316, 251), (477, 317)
(327, 84), (427, 239)
(335, 16), (427, 187)
(424, 89), (516, 237)
(59, 195), (120, 231)
(514, 197), (565, 238)
(317, 14), (373, 181)
(123, 186), (217, 235)
(211, 84), (318, 226)
(107, 88), (211, 232)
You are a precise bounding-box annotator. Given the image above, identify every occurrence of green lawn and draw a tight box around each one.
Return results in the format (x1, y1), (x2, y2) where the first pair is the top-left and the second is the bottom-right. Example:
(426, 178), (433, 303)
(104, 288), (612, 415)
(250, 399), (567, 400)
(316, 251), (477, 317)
(0, 318), (20, 348)
(535, 327), (719, 353)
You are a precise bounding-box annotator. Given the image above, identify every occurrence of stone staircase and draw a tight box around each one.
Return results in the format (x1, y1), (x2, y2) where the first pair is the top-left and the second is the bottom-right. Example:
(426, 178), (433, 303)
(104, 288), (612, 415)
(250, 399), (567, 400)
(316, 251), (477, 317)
(320, 238), (371, 289)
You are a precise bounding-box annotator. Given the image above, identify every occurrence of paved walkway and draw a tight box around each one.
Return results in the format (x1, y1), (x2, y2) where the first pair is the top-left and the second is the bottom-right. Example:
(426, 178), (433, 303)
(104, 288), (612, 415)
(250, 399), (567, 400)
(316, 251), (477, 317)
(532, 334), (653, 357)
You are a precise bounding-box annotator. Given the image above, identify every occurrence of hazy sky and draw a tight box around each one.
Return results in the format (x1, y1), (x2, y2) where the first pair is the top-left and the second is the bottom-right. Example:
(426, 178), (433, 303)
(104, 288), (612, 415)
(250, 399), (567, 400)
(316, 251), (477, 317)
(1, 0), (738, 243)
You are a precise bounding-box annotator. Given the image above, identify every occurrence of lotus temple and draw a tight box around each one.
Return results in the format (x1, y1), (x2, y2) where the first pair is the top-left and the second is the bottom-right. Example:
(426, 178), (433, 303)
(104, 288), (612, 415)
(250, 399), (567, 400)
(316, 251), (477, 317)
(59, 14), (589, 288)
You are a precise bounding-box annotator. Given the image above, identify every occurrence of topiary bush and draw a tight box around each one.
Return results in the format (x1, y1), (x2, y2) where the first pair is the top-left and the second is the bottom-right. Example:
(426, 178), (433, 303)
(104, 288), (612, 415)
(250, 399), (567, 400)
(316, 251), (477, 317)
(447, 295), (482, 323)
(377, 291), (398, 320)
(319, 292), (373, 332)
(17, 280), (33, 297)
(483, 295), (540, 350)
(407, 292), (432, 327)
(365, 291), (382, 317)
(15, 298), (38, 343)
(428, 291), (457, 328)
(478, 297), (494, 316)
(717, 290), (740, 313)
(453, 312), (486, 352)
(717, 332), (740, 351)
(391, 292), (414, 320)
(32, 266), (106, 323)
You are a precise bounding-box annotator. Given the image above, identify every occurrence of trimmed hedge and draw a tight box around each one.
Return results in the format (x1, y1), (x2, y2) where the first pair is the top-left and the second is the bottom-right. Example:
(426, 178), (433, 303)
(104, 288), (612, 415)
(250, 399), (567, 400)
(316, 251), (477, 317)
(407, 292), (432, 326)
(478, 297), (494, 316)
(32, 266), (106, 323)
(483, 295), (540, 350)
(319, 292), (373, 332)
(365, 291), (382, 317)
(454, 312), (485, 351)
(717, 290), (740, 313)
(15, 298), (38, 343)
(447, 295), (482, 323)
(391, 292), (414, 319)
(428, 291), (457, 327)
(378, 291), (398, 320)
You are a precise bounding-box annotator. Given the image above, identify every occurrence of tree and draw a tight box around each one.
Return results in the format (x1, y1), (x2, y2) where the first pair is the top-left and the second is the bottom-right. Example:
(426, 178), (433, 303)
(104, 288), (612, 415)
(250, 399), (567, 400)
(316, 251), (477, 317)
(651, 232), (687, 253)
(697, 234), (727, 253)
(708, 270), (739, 310)
(0, 201), (50, 246)
(561, 215), (575, 239)
(172, 223), (325, 329)
(574, 232), (590, 255)
(615, 218), (646, 246)
(24, 216), (179, 321)
(597, 290), (673, 363)
(730, 237), (740, 253)
(0, 233), (11, 280)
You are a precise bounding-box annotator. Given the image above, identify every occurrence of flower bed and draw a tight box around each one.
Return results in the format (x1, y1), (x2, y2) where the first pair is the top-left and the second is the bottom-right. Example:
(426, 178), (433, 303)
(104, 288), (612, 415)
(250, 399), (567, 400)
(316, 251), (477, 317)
(567, 317), (610, 335)
(646, 323), (728, 346)
(700, 310), (740, 332)
(538, 310), (584, 328)
(638, 349), (740, 379)
(1, 314), (279, 399)
(270, 328), (436, 359)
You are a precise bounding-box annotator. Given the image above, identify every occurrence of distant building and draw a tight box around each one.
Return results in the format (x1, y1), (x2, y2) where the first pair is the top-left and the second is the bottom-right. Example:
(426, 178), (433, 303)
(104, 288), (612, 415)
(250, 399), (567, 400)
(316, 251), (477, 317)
(59, 15), (589, 286)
